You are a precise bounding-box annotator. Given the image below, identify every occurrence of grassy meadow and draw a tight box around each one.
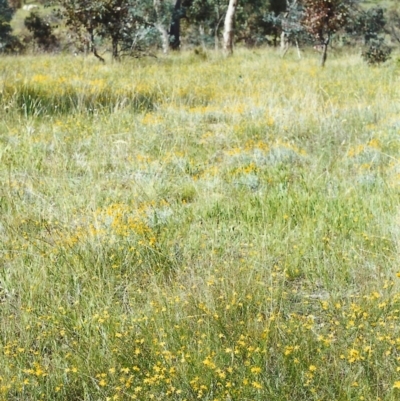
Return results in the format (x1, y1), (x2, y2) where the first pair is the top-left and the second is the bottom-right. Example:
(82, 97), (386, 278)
(1, 48), (400, 400)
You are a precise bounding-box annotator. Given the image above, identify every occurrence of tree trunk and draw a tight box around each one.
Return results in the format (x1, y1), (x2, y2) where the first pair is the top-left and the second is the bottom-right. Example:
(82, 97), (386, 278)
(199, 24), (206, 50)
(280, 31), (287, 55)
(295, 39), (301, 59)
(320, 34), (330, 67)
(214, 28), (219, 51)
(169, 0), (181, 50)
(112, 36), (119, 61)
(213, 8), (224, 51)
(154, 0), (170, 54)
(223, 0), (239, 55)
(156, 23), (170, 54)
(89, 27), (105, 63)
(272, 27), (278, 47)
(320, 44), (328, 67)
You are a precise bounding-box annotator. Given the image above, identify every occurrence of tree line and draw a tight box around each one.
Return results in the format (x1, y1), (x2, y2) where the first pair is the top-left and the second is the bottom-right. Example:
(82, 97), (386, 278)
(0, 0), (399, 66)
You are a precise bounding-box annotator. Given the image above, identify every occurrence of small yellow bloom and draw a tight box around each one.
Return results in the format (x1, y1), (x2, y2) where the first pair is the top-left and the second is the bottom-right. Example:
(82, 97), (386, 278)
(309, 365), (317, 372)
(393, 381), (400, 389)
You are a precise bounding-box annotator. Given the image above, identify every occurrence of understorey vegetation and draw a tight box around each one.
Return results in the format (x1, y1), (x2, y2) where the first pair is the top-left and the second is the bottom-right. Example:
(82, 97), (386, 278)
(1, 49), (400, 400)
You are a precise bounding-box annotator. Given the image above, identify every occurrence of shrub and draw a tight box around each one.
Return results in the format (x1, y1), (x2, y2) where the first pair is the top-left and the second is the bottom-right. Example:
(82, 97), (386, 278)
(1, 35), (25, 53)
(362, 39), (392, 65)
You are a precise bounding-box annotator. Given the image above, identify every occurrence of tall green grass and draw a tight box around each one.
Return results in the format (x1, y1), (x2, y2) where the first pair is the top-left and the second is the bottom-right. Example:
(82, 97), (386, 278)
(1, 49), (400, 400)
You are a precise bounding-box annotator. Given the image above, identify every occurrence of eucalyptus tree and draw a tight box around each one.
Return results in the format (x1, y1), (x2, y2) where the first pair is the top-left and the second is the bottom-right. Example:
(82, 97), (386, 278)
(57, 0), (113, 61)
(223, 0), (238, 54)
(235, 0), (274, 46)
(263, 0), (286, 46)
(58, 0), (185, 57)
(56, 0), (156, 60)
(223, 0), (279, 54)
(300, 0), (355, 66)
(279, 0), (308, 57)
(346, 6), (386, 45)
(184, 0), (227, 49)
(188, 0), (271, 54)
(101, 0), (133, 59)
(151, 0), (169, 52)
(24, 11), (59, 51)
(170, 0), (183, 49)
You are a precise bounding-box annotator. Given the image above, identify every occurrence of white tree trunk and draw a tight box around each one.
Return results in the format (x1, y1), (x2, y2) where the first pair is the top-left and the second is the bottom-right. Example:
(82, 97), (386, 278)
(280, 31), (288, 56)
(156, 23), (170, 54)
(280, 31), (287, 50)
(223, 0), (239, 55)
(199, 24), (206, 50)
(154, 0), (170, 54)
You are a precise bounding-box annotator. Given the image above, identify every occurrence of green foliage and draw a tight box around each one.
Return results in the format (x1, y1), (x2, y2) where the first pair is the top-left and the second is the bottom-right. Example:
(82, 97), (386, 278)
(56, 0), (137, 59)
(235, 0), (273, 46)
(184, 0), (225, 26)
(0, 0), (14, 51)
(24, 11), (59, 51)
(274, 0), (312, 47)
(346, 6), (387, 44)
(184, 0), (227, 47)
(55, 0), (176, 59)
